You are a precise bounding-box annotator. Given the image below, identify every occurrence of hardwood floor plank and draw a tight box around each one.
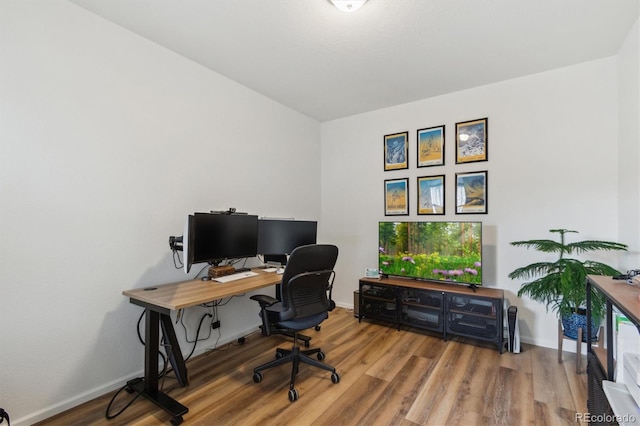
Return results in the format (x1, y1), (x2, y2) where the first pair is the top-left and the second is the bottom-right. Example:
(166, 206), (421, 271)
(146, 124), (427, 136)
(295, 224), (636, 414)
(563, 354), (589, 416)
(364, 329), (418, 382)
(37, 308), (587, 426)
(359, 355), (439, 426)
(309, 374), (388, 426)
(531, 345), (577, 410)
(499, 343), (533, 374)
(443, 346), (496, 422)
(405, 341), (475, 424)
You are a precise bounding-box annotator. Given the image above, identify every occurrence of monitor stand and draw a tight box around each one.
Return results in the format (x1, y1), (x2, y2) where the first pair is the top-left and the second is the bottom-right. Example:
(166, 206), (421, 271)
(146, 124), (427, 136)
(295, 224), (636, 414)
(264, 254), (287, 267)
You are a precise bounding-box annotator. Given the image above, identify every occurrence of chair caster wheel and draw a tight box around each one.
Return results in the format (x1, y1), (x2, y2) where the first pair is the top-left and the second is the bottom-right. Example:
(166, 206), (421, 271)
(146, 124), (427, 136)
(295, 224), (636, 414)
(315, 325), (321, 331)
(253, 372), (263, 383)
(331, 372), (340, 384)
(288, 388), (299, 402)
(317, 351), (325, 361)
(171, 416), (183, 425)
(275, 351), (284, 359)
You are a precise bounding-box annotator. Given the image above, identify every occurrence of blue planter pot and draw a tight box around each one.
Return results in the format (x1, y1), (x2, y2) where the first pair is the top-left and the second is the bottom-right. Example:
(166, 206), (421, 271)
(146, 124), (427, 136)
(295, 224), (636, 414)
(561, 312), (599, 342)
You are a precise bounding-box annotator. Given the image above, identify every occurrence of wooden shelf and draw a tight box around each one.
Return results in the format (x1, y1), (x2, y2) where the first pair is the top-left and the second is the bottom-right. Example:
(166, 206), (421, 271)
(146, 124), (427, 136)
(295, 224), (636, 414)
(592, 346), (610, 376)
(587, 275), (640, 324)
(359, 276), (504, 298)
(587, 274), (640, 419)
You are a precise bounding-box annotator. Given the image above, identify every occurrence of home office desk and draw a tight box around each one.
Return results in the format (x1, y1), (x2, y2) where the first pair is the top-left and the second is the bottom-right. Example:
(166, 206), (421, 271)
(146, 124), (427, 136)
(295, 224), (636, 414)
(122, 269), (281, 425)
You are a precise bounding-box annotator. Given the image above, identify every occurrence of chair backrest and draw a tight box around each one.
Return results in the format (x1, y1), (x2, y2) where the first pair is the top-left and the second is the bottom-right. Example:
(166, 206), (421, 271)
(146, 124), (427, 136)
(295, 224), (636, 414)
(278, 244), (338, 322)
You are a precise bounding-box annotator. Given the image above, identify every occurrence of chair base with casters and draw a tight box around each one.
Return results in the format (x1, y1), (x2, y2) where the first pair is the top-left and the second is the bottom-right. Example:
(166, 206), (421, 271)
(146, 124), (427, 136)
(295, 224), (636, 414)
(252, 328), (340, 402)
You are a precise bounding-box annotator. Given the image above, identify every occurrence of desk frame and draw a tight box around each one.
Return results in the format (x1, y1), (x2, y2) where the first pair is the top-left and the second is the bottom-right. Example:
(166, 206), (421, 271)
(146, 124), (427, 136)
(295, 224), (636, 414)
(122, 270), (281, 424)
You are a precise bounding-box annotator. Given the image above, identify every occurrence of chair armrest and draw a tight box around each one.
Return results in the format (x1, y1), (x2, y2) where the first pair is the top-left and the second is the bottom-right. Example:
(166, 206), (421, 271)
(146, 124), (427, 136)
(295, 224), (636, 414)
(251, 295), (280, 337)
(250, 294), (278, 307)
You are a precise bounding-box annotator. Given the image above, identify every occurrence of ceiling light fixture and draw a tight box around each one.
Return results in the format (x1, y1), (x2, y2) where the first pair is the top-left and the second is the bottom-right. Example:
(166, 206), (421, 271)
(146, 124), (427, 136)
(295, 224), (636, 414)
(329, 0), (368, 13)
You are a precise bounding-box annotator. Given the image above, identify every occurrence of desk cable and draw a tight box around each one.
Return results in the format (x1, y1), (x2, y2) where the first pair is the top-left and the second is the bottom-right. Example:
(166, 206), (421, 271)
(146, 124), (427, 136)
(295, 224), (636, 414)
(0, 408), (9, 426)
(106, 305), (217, 420)
(105, 381), (141, 420)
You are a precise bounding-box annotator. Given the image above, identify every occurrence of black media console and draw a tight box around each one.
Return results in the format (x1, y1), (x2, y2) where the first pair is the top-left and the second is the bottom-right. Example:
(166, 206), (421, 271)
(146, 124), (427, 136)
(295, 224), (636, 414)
(359, 276), (504, 353)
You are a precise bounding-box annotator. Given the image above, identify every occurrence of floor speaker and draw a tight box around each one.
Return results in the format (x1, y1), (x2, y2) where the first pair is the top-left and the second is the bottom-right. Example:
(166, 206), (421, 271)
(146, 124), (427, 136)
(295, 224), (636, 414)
(507, 305), (521, 353)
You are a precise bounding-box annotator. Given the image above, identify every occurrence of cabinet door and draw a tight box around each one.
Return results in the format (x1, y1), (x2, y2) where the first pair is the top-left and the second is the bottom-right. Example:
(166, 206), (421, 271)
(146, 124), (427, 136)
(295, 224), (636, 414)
(359, 282), (397, 324)
(446, 294), (500, 340)
(399, 288), (443, 332)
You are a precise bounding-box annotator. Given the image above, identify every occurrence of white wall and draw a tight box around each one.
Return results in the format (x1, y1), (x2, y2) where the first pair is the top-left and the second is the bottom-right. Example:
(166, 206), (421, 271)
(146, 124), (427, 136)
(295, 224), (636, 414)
(321, 58), (624, 349)
(0, 2), (320, 424)
(617, 18), (640, 268)
(2, 1), (638, 424)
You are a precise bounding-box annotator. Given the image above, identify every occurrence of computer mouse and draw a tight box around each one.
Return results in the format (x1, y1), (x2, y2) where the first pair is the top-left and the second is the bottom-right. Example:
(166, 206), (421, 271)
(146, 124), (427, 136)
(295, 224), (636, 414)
(201, 276), (211, 281)
(276, 268), (284, 274)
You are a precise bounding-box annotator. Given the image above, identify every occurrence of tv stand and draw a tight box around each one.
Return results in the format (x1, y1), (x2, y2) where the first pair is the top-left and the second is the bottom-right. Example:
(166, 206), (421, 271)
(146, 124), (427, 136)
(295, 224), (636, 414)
(359, 276), (504, 352)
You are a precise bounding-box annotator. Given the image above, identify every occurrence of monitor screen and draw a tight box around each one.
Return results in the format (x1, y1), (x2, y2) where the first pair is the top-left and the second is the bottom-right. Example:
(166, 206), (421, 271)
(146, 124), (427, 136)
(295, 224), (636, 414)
(257, 219), (317, 256)
(183, 213), (259, 273)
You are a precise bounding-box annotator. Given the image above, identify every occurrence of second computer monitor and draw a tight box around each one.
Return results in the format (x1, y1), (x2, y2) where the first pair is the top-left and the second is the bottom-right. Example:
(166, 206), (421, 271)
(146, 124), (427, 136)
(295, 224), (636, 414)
(257, 219), (317, 257)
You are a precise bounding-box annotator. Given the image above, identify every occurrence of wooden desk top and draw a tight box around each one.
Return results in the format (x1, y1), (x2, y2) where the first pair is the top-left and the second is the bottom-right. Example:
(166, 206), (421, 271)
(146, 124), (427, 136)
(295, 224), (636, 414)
(587, 274), (640, 324)
(123, 269), (281, 311)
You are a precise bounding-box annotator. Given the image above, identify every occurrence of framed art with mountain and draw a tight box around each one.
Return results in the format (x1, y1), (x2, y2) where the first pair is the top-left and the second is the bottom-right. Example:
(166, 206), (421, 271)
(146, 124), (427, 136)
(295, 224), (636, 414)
(455, 170), (487, 214)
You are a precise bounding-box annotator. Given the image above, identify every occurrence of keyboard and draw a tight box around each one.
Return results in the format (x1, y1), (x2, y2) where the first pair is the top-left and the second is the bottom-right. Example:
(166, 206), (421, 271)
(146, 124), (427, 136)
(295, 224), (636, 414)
(212, 271), (258, 283)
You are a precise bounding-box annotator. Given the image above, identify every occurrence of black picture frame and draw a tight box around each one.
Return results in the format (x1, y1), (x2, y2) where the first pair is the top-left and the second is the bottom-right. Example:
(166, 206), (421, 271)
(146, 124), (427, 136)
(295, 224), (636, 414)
(384, 178), (409, 216)
(455, 118), (488, 164)
(384, 132), (409, 171)
(417, 175), (445, 215)
(455, 170), (488, 214)
(417, 125), (445, 167)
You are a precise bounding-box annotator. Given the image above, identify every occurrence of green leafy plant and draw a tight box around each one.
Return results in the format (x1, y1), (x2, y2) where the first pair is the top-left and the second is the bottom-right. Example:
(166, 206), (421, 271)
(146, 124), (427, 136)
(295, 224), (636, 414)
(508, 228), (627, 320)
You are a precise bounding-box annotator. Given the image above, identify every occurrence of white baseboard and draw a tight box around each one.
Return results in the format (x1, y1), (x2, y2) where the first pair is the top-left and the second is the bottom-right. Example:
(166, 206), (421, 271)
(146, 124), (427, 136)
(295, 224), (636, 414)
(13, 324), (261, 426)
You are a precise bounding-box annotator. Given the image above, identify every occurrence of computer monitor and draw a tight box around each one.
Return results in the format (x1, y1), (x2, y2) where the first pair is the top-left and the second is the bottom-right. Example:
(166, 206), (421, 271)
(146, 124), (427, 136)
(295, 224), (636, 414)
(183, 213), (259, 273)
(257, 219), (317, 264)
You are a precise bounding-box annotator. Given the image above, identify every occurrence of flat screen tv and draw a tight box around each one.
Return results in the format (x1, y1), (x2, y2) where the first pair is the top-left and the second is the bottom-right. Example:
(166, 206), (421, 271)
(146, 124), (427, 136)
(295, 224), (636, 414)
(378, 221), (482, 286)
(183, 213), (259, 273)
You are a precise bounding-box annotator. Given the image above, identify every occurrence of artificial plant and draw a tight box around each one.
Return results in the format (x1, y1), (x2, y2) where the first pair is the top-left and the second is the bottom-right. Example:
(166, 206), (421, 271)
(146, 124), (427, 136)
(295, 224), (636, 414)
(508, 228), (627, 321)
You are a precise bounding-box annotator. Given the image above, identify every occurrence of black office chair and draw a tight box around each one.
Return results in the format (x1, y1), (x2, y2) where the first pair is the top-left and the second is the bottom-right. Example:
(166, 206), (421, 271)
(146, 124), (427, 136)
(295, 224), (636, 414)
(251, 256), (313, 347)
(252, 244), (340, 402)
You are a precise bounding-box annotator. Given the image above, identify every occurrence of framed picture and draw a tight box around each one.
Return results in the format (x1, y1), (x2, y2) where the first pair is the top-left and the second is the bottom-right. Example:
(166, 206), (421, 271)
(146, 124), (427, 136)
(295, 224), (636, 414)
(384, 132), (408, 171)
(384, 178), (409, 216)
(456, 171), (487, 214)
(455, 118), (488, 164)
(417, 175), (445, 215)
(417, 125), (445, 167)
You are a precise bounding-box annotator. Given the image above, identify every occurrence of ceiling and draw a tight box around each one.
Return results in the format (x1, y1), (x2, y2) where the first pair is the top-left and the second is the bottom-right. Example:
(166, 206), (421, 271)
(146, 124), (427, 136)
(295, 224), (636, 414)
(69, 0), (639, 122)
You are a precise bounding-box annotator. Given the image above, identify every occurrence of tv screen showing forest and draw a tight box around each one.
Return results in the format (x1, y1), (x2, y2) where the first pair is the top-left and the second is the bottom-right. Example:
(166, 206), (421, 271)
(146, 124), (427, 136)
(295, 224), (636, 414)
(378, 221), (482, 286)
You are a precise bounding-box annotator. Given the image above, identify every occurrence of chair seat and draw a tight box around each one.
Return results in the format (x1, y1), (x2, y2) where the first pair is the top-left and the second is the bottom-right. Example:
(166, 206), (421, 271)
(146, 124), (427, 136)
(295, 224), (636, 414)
(278, 312), (328, 331)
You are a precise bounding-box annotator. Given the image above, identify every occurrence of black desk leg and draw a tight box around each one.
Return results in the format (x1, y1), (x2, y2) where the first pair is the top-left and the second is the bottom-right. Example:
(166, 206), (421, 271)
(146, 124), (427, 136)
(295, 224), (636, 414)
(127, 308), (188, 425)
(160, 313), (189, 387)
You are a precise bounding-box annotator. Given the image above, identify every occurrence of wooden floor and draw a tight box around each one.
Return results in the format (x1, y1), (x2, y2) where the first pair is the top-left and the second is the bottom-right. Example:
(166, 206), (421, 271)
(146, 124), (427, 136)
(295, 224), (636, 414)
(38, 308), (588, 425)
